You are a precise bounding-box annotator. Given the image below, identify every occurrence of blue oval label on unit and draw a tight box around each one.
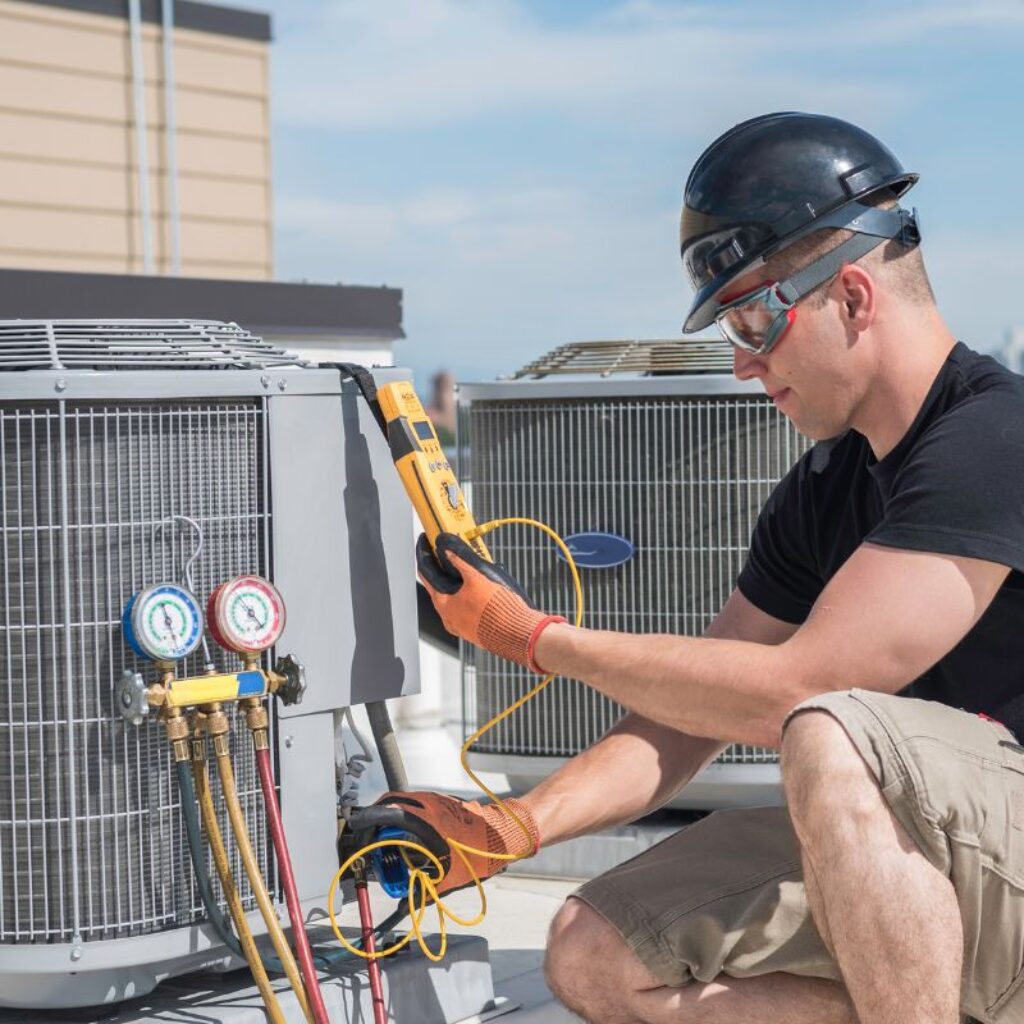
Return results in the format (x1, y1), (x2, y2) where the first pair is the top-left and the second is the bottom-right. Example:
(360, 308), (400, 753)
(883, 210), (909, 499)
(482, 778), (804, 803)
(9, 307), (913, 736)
(559, 532), (635, 569)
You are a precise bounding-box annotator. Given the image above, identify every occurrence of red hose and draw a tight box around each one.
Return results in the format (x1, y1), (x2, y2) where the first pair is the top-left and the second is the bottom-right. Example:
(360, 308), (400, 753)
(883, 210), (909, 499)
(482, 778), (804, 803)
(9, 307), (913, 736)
(355, 878), (388, 1024)
(255, 746), (332, 1024)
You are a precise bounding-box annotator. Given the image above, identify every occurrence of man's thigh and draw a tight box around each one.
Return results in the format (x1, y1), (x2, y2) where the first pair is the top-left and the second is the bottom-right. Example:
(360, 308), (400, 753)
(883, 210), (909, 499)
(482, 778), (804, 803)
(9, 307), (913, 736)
(571, 805), (838, 988)
(572, 691), (1024, 1023)
(789, 689), (1024, 1024)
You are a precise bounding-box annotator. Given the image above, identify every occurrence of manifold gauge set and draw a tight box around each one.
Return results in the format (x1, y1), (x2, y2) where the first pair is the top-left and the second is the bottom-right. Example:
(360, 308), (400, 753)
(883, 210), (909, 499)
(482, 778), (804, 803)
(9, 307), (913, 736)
(122, 575), (286, 663)
(115, 571), (303, 729)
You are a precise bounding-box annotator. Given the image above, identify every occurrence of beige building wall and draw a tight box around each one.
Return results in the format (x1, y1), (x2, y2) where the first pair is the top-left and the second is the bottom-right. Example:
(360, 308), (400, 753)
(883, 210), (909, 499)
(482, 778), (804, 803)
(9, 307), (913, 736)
(0, 0), (272, 278)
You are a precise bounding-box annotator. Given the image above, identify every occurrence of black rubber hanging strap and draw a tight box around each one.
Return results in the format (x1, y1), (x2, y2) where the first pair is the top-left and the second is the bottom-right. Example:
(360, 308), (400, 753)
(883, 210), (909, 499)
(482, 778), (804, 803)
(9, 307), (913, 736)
(325, 362), (389, 439)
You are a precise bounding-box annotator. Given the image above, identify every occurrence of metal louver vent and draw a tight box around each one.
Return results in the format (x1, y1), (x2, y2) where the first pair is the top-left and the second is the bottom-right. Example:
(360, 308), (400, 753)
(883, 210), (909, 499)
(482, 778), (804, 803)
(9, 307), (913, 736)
(513, 339), (732, 378)
(0, 319), (304, 371)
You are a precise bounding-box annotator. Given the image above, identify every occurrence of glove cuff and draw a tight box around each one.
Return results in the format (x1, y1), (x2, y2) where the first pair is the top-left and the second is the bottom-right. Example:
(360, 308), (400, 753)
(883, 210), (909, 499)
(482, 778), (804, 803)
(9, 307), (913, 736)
(477, 588), (546, 667)
(481, 797), (542, 862)
(526, 615), (565, 674)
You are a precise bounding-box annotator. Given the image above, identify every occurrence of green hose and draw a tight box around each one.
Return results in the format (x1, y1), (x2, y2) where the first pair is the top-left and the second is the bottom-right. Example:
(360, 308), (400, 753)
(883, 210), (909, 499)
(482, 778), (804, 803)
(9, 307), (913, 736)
(176, 759), (252, 959)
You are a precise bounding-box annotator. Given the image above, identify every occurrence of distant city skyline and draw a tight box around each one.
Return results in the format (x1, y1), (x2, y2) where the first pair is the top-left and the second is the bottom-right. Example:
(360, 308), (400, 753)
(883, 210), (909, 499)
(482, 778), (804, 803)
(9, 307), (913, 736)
(257, 0), (1024, 387)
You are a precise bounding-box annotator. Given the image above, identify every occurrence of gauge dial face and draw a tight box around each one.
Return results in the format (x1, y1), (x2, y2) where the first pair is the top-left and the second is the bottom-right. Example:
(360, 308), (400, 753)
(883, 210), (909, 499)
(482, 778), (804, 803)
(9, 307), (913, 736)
(127, 584), (203, 661)
(211, 575), (285, 653)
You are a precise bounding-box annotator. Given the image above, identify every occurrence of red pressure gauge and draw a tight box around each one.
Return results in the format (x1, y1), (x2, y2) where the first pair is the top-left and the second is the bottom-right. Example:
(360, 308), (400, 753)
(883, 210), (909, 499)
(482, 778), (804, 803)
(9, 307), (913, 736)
(206, 575), (286, 654)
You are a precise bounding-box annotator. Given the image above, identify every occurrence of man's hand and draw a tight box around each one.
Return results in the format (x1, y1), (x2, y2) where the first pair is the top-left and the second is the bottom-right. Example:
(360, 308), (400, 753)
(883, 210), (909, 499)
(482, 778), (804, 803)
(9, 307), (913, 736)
(416, 533), (565, 671)
(371, 790), (541, 896)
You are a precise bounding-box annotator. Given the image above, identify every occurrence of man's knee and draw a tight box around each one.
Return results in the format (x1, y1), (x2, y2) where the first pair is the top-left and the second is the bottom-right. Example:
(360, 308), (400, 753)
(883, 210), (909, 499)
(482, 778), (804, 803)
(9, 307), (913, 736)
(545, 897), (657, 1016)
(781, 706), (886, 837)
(782, 707), (861, 786)
(545, 898), (608, 1005)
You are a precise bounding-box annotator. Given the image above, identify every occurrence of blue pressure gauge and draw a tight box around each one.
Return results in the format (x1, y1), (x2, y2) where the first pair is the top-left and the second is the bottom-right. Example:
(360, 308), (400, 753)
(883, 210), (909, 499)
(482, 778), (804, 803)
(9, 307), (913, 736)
(123, 584), (203, 662)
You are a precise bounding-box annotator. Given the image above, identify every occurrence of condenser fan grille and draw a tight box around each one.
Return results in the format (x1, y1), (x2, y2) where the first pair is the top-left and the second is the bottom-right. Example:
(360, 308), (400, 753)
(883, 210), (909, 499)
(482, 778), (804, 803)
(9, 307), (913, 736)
(513, 339), (733, 378)
(460, 393), (810, 761)
(0, 319), (303, 371)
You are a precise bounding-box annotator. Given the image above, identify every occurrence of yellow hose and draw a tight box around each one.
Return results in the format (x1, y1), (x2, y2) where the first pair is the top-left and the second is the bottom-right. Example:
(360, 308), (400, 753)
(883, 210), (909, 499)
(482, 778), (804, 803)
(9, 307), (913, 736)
(213, 734), (313, 1024)
(192, 753), (287, 1024)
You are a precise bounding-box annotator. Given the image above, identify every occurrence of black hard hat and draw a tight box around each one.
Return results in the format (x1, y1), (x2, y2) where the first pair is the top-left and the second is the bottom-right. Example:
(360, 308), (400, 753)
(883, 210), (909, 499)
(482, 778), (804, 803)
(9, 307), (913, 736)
(681, 112), (919, 333)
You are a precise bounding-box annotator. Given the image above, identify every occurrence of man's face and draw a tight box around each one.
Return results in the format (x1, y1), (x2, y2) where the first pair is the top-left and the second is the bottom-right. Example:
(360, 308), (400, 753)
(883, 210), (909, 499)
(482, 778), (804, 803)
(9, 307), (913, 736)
(721, 268), (865, 441)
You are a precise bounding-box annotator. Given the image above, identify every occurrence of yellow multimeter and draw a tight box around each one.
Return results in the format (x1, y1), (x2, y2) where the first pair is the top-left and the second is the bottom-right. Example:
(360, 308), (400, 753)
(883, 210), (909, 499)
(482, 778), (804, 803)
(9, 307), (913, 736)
(376, 380), (492, 561)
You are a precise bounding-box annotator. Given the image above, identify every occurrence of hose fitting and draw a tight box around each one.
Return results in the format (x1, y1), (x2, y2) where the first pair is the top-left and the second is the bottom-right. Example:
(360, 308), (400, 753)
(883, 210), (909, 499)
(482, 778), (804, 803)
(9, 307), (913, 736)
(239, 696), (271, 751)
(191, 711), (208, 762)
(161, 708), (191, 763)
(204, 704), (231, 759)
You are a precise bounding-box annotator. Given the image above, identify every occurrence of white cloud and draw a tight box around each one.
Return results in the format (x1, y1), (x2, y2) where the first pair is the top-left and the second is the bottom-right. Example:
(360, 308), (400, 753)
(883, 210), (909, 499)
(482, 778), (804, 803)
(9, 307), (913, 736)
(269, 0), (916, 133)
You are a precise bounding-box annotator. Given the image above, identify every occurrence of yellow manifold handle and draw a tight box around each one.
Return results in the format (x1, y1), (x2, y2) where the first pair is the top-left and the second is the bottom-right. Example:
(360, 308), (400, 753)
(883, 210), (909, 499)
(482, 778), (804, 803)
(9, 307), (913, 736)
(164, 670), (267, 708)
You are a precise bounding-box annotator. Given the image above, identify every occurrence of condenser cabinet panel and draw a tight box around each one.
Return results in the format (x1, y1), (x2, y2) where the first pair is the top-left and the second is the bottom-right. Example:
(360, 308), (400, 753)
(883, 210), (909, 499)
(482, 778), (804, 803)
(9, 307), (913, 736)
(269, 371), (419, 715)
(277, 712), (339, 900)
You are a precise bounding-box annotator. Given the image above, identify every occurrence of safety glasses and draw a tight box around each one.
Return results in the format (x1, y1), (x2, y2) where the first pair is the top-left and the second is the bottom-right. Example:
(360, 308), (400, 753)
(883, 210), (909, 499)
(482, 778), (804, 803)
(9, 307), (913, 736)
(714, 280), (798, 356)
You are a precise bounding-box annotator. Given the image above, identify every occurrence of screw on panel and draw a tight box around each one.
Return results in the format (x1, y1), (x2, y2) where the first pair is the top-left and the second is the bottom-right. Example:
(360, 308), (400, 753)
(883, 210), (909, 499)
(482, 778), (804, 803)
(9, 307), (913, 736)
(284, 735), (293, 748)
(55, 378), (67, 392)
(260, 375), (271, 388)
(70, 944), (83, 962)
(277, 379), (288, 391)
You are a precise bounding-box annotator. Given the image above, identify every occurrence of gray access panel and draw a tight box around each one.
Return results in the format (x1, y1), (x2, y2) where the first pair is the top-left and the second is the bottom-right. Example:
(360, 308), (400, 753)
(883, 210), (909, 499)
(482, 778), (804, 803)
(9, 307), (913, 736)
(268, 368), (420, 716)
(277, 711), (341, 901)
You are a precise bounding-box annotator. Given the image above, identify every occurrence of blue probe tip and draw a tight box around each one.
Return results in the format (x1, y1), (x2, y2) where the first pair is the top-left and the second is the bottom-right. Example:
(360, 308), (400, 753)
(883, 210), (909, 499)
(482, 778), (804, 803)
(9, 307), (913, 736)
(370, 827), (413, 899)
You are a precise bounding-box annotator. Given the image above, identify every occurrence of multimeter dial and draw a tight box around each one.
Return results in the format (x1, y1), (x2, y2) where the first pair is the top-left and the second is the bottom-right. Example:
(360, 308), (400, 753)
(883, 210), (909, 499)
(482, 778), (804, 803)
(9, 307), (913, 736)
(123, 584), (203, 662)
(207, 575), (286, 654)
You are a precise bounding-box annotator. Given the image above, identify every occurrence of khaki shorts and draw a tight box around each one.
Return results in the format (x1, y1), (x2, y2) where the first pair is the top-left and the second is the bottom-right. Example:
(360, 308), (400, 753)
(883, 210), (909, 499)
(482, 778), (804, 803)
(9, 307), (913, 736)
(573, 689), (1024, 1023)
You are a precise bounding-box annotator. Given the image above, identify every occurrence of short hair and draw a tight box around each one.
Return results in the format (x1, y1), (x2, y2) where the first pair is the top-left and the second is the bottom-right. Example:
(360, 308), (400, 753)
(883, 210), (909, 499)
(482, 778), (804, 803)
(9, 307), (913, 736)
(765, 192), (935, 307)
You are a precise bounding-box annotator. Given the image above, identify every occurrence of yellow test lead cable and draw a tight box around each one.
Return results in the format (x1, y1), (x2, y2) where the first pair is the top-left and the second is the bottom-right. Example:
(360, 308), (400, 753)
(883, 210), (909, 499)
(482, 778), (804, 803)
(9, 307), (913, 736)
(326, 516), (583, 961)
(453, 516), (583, 859)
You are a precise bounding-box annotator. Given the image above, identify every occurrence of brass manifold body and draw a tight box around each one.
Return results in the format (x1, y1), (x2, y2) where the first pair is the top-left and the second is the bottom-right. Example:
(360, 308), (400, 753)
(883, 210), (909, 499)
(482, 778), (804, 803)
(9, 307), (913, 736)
(152, 656), (281, 764)
(116, 653), (305, 728)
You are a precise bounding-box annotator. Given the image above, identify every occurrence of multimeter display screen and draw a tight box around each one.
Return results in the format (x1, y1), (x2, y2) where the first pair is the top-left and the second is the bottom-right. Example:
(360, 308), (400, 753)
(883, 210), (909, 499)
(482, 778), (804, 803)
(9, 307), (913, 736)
(413, 420), (435, 441)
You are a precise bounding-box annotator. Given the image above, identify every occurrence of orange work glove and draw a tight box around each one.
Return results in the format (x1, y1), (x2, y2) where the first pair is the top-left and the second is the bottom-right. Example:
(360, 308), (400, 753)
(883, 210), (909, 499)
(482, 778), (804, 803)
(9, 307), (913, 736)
(374, 790), (541, 897)
(416, 533), (564, 672)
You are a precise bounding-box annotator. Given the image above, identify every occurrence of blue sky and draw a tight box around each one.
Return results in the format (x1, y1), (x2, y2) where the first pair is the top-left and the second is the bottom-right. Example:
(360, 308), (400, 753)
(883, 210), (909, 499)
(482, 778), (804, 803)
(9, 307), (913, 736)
(254, 0), (1024, 387)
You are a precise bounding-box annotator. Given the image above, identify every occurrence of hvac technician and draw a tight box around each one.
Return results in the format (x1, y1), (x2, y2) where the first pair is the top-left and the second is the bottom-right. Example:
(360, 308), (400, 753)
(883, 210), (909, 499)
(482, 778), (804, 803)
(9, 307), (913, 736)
(404, 112), (1024, 1024)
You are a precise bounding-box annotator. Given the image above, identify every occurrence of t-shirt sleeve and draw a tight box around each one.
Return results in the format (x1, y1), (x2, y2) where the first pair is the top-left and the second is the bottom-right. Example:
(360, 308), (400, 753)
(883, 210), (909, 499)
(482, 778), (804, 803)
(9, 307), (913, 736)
(737, 454), (824, 624)
(867, 391), (1024, 571)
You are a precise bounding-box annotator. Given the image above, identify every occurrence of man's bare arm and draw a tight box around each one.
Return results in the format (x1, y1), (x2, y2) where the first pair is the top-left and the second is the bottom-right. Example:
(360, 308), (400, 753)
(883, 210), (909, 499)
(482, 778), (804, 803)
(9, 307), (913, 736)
(534, 542), (1010, 749)
(522, 590), (797, 846)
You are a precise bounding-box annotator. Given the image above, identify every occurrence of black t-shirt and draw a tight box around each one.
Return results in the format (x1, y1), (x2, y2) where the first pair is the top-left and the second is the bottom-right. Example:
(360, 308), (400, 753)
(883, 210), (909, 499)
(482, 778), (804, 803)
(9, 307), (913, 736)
(737, 342), (1024, 719)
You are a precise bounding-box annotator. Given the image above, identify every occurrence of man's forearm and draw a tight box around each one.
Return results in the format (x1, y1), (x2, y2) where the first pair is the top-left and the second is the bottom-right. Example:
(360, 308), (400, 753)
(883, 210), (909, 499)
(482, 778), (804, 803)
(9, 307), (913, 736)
(519, 713), (727, 846)
(534, 623), (805, 748)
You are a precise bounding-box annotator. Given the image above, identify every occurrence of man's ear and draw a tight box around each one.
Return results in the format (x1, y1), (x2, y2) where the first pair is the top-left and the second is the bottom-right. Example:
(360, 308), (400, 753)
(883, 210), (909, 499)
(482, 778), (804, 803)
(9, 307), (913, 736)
(837, 263), (875, 330)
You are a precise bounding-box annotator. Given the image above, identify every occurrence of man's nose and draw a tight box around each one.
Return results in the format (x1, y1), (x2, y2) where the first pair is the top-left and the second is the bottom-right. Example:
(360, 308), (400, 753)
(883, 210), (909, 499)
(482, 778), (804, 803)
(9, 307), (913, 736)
(732, 346), (766, 381)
